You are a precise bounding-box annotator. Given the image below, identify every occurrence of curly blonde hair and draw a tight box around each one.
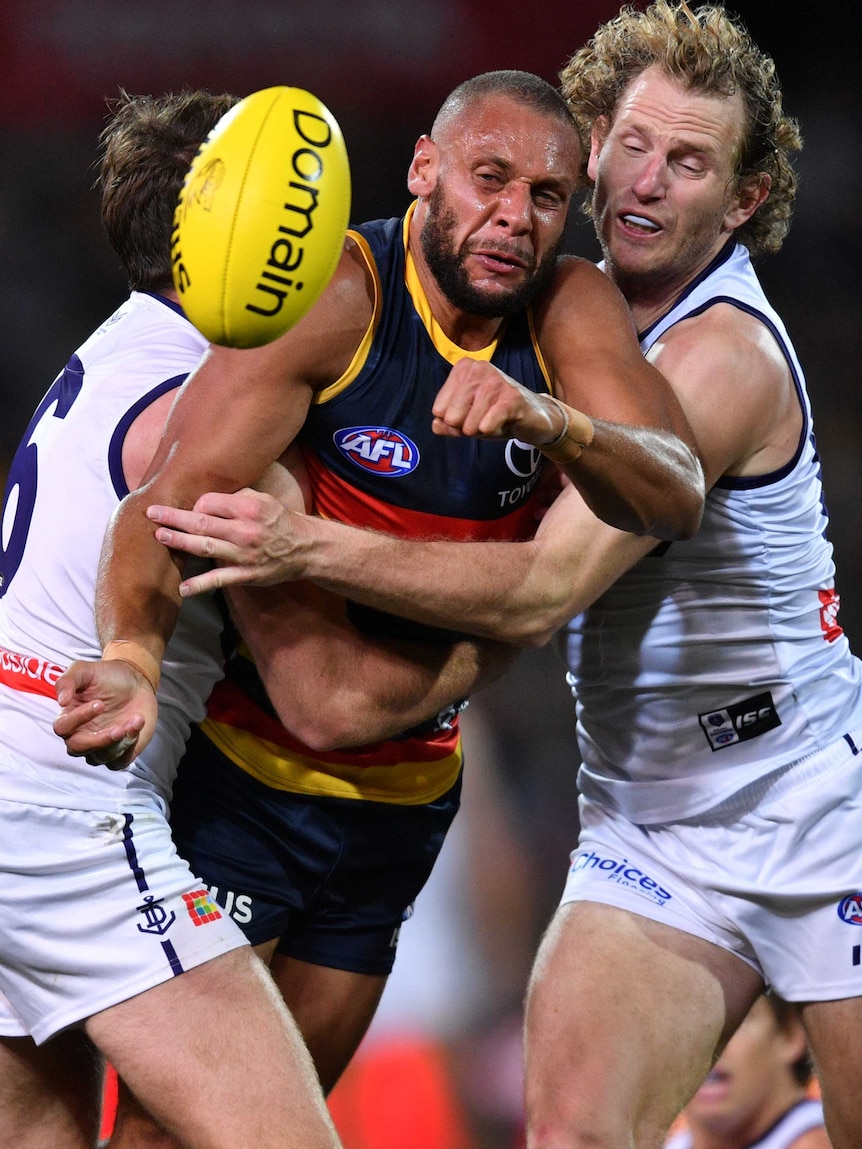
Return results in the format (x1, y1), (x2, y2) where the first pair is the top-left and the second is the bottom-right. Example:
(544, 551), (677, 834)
(559, 0), (802, 256)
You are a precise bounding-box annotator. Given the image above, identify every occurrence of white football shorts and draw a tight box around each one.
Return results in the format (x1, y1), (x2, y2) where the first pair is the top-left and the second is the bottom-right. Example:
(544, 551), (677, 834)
(561, 728), (862, 1001)
(0, 794), (248, 1044)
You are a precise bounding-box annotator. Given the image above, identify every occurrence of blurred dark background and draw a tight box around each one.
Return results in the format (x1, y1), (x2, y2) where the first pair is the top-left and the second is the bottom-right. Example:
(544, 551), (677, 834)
(1, 2), (859, 1143)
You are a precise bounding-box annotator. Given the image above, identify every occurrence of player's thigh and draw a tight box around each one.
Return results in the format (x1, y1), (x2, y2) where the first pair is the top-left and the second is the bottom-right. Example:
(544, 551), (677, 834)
(108, 1075), (180, 1149)
(0, 1031), (101, 1149)
(85, 946), (338, 1149)
(800, 996), (862, 1149)
(525, 901), (763, 1149)
(270, 950), (387, 1094)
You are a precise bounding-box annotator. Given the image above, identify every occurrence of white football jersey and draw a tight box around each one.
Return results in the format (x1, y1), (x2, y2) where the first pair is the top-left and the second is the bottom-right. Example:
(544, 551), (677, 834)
(664, 1097), (825, 1149)
(565, 243), (862, 823)
(0, 292), (223, 809)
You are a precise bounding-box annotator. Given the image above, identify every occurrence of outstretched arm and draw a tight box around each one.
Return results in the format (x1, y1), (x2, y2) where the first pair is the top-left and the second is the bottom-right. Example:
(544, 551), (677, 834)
(147, 296), (800, 649)
(148, 482), (657, 646)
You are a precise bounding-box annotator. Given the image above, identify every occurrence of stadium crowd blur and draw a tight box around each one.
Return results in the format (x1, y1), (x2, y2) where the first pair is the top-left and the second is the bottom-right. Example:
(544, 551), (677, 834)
(2, 2), (859, 1146)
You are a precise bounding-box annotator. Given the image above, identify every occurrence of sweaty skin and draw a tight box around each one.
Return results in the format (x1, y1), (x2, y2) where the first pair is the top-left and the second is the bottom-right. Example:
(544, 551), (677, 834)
(54, 89), (703, 767)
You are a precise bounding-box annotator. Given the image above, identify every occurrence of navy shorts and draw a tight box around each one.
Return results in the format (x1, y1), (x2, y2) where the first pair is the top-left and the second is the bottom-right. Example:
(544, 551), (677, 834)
(169, 725), (462, 975)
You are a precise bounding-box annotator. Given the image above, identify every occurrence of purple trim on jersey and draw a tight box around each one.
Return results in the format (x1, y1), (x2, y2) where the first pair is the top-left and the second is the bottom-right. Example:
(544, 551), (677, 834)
(107, 374), (189, 499)
(695, 297), (807, 490)
(122, 813), (149, 893)
(642, 288), (808, 493)
(161, 939), (184, 975)
(141, 291), (187, 320)
(637, 241), (736, 343)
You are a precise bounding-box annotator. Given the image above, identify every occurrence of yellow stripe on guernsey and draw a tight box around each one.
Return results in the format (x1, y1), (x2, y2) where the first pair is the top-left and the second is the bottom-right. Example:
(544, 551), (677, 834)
(199, 715), (462, 805)
(312, 201), (552, 404)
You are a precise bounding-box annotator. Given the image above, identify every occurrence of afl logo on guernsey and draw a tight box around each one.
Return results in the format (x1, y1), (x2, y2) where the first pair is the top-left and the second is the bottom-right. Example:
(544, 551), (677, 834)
(334, 426), (420, 476)
(838, 894), (862, 925)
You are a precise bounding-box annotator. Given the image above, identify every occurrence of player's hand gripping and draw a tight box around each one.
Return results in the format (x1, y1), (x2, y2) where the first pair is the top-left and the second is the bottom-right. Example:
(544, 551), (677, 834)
(432, 359), (569, 445)
(147, 488), (316, 597)
(53, 659), (158, 769)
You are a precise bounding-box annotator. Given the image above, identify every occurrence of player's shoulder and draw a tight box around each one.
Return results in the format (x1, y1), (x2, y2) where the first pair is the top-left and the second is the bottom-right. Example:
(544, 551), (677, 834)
(532, 254), (631, 334)
(657, 300), (789, 388)
(545, 252), (613, 295)
(297, 235), (375, 338)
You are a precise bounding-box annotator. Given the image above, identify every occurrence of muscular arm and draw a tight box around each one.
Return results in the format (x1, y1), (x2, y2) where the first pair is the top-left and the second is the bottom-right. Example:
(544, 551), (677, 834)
(151, 301), (800, 647)
(55, 241), (374, 761)
(229, 580), (516, 750)
(533, 257), (705, 539)
(233, 460), (516, 748)
(96, 241), (373, 666)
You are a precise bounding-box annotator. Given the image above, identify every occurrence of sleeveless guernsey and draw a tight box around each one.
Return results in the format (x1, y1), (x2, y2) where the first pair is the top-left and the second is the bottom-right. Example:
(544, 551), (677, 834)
(564, 242), (862, 824)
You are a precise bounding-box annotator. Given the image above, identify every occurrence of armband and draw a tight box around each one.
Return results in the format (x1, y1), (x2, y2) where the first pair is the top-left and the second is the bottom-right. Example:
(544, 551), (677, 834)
(540, 398), (595, 465)
(103, 640), (161, 694)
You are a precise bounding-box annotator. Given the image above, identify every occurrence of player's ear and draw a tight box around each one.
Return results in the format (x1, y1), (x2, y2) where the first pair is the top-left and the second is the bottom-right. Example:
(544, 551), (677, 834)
(587, 116), (611, 182)
(724, 172), (770, 231)
(407, 134), (439, 196)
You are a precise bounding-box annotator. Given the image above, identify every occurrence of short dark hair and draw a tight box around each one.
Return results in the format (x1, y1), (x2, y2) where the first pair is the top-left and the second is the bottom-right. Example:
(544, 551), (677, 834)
(97, 89), (239, 291)
(432, 70), (577, 142)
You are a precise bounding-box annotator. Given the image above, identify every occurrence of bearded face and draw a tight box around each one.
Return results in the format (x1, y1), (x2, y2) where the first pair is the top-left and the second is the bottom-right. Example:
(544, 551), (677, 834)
(419, 181), (561, 319)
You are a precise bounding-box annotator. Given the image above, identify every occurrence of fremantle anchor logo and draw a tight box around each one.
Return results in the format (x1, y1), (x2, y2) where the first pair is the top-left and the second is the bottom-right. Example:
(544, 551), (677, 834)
(136, 894), (177, 935)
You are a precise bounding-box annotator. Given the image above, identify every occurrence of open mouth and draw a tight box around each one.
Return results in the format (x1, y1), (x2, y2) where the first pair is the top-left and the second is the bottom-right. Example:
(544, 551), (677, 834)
(620, 213), (661, 234)
(471, 247), (529, 272)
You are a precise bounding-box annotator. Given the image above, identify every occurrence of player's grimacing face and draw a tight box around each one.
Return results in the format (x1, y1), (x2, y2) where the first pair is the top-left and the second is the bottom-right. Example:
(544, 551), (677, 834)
(421, 97), (579, 317)
(588, 67), (747, 288)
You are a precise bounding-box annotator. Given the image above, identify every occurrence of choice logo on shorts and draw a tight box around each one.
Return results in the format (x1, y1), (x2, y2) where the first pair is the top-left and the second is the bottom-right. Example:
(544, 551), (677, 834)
(837, 894), (862, 925)
(334, 426), (419, 476)
(569, 849), (672, 906)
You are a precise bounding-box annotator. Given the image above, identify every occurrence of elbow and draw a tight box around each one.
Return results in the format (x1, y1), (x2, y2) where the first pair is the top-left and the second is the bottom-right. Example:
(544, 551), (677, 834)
(481, 608), (567, 649)
(649, 463), (706, 542)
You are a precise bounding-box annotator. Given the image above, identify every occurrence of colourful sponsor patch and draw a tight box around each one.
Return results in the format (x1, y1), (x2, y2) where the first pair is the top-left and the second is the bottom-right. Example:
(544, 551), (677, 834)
(0, 645), (65, 699)
(182, 888), (223, 926)
(333, 426), (420, 476)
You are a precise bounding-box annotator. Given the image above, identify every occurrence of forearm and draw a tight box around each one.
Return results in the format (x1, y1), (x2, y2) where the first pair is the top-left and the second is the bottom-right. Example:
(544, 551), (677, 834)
(299, 636), (517, 749)
(229, 583), (518, 749)
(288, 508), (591, 647)
(96, 489), (183, 662)
(551, 413), (705, 542)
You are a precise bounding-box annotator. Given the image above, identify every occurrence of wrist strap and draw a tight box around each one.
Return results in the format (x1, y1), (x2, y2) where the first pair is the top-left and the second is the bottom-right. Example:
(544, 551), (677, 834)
(540, 399), (595, 465)
(103, 640), (161, 694)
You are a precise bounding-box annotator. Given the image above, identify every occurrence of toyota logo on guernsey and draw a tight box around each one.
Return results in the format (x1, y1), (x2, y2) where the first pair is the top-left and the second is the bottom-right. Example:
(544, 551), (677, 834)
(837, 894), (862, 925)
(334, 426), (420, 476)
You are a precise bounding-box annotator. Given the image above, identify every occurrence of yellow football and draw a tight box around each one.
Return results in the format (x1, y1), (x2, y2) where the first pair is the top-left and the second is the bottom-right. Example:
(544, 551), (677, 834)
(171, 86), (351, 348)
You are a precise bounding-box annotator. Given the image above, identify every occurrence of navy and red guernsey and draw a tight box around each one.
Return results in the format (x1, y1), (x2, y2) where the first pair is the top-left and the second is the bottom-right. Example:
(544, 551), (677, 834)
(202, 204), (554, 804)
(299, 206), (553, 543)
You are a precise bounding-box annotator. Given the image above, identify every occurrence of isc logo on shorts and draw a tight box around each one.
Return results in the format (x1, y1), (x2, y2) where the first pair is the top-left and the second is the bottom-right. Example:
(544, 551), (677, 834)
(334, 426), (420, 476)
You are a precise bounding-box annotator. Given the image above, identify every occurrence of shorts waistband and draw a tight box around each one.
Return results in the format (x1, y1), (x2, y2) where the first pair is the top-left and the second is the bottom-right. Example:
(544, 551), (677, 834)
(675, 726), (862, 826)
